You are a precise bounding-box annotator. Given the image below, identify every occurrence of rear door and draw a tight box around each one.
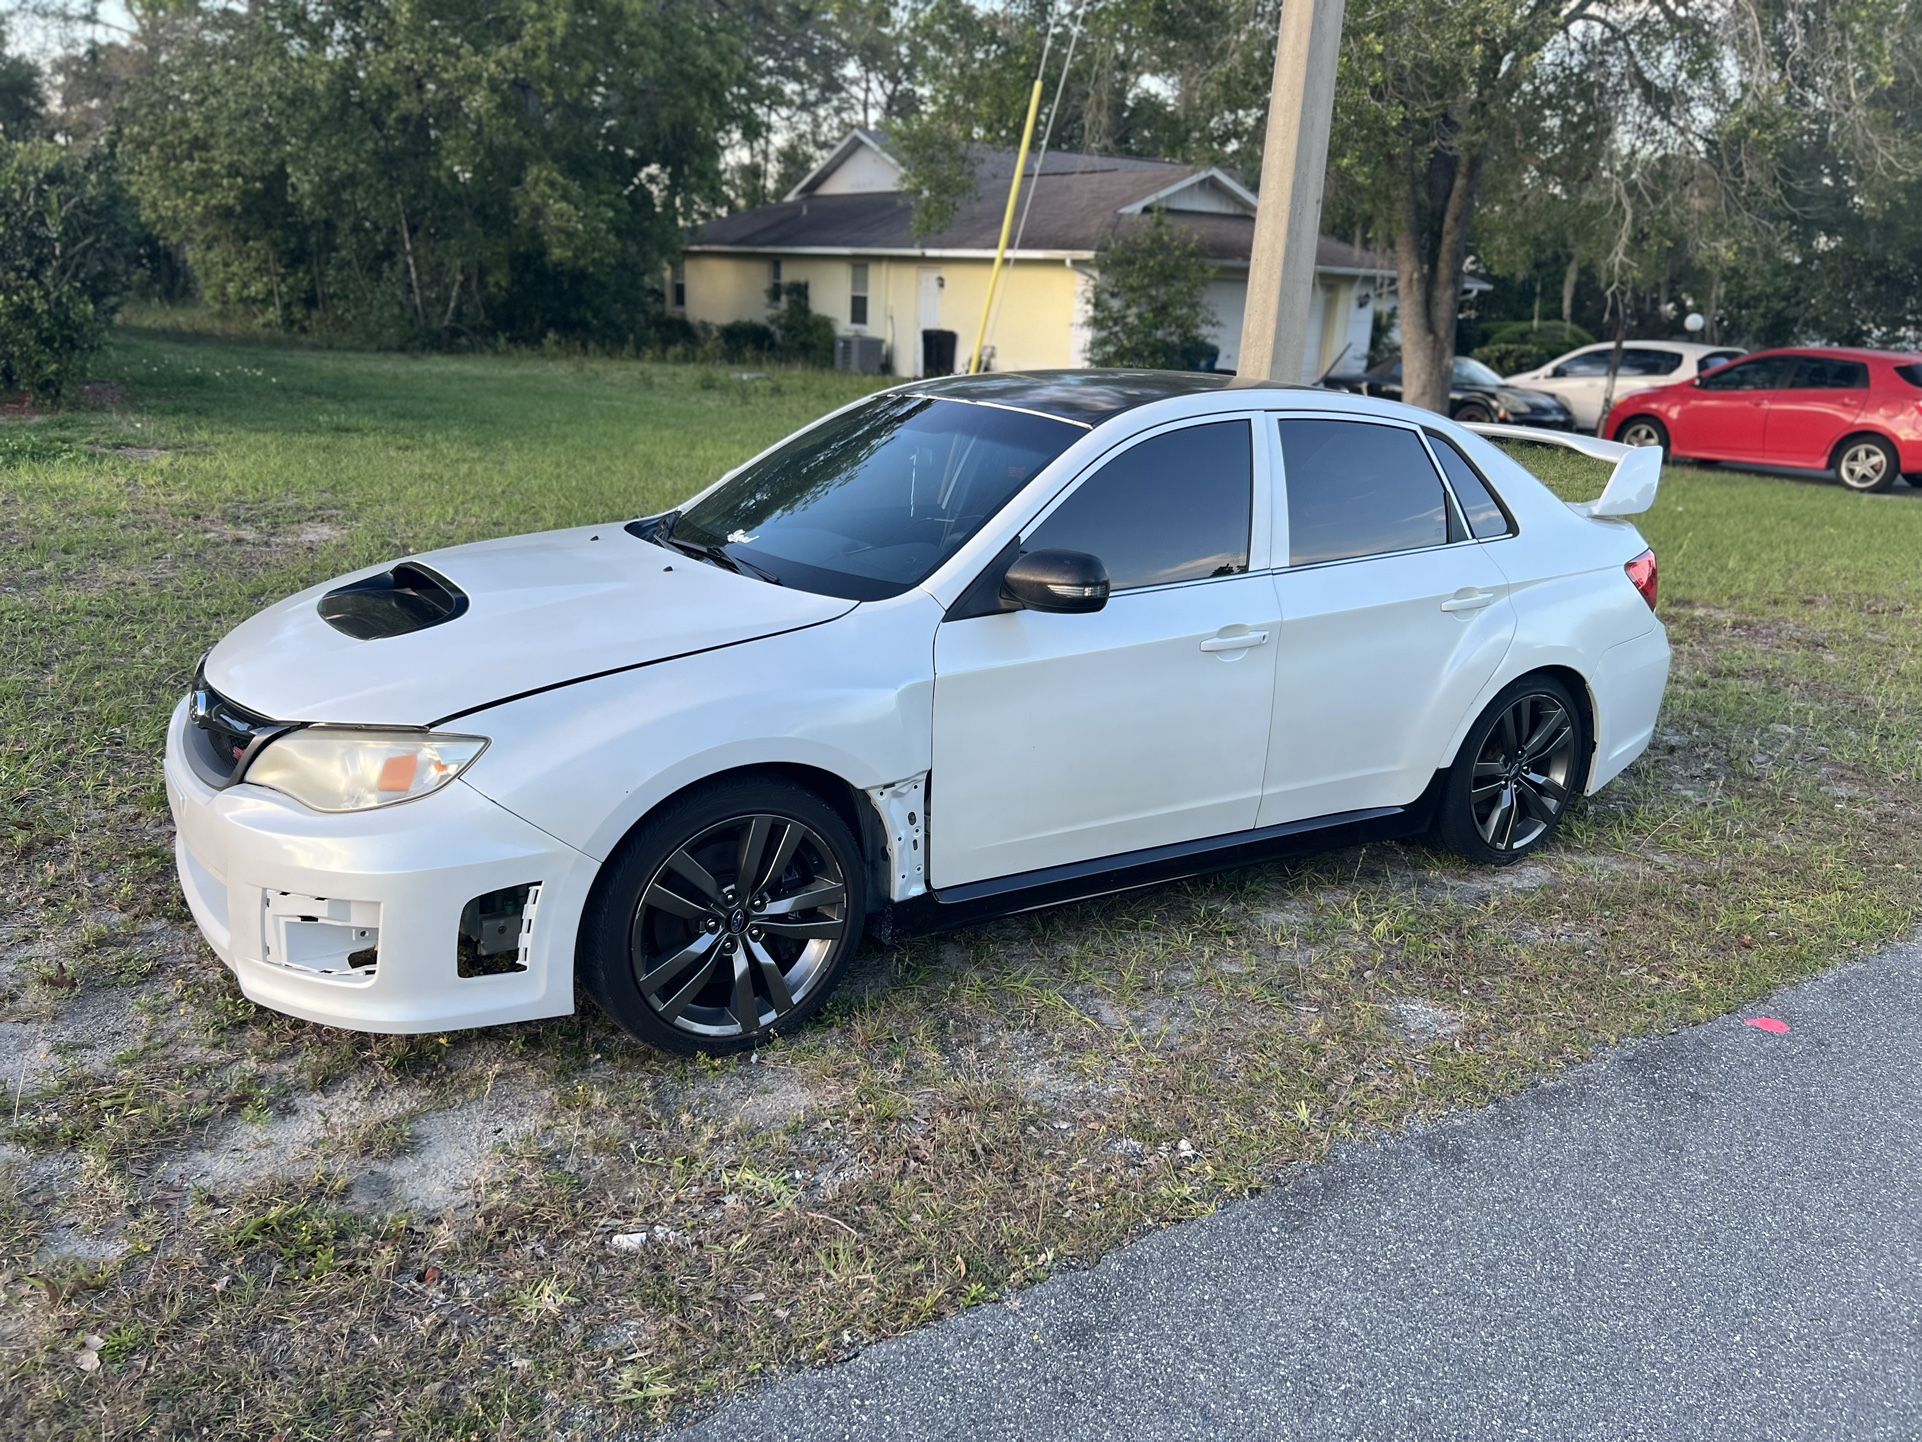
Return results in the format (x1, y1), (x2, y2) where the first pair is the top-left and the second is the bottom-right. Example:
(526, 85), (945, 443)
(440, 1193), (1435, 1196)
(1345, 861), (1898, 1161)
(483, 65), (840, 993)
(1763, 356), (1870, 467)
(1679, 355), (1798, 459)
(1261, 417), (1518, 826)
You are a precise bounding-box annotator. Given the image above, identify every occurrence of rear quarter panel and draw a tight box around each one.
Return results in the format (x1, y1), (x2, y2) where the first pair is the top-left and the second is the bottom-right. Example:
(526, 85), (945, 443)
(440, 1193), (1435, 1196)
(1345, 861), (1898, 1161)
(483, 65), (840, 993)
(1439, 430), (1667, 791)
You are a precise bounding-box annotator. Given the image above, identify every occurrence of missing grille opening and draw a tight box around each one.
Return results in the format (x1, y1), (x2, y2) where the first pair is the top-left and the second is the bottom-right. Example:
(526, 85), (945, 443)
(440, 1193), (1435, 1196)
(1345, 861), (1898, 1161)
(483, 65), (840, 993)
(457, 882), (539, 978)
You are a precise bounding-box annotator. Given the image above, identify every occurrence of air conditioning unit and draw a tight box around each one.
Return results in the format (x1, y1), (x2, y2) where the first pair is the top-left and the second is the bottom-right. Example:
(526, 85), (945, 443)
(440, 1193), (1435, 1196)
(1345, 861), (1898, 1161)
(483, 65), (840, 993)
(835, 334), (886, 375)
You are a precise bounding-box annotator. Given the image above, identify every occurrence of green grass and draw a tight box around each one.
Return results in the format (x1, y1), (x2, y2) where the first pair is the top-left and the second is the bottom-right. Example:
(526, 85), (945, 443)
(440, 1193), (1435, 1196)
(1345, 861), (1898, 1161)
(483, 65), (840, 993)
(3, 327), (1921, 1438)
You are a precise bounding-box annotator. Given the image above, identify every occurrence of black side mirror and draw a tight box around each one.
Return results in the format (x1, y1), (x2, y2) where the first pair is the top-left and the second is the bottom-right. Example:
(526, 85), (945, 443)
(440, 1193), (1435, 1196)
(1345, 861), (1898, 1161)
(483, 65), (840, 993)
(1001, 549), (1110, 614)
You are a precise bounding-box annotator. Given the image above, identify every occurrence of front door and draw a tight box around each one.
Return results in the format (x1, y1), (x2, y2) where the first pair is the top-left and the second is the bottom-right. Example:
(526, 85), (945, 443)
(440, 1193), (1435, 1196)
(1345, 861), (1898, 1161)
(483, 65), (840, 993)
(915, 268), (943, 377)
(1261, 417), (1518, 825)
(930, 419), (1277, 889)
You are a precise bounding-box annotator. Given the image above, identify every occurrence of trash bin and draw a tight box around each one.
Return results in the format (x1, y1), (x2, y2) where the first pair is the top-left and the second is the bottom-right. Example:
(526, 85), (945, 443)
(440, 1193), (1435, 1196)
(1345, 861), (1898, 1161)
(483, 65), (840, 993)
(921, 328), (959, 377)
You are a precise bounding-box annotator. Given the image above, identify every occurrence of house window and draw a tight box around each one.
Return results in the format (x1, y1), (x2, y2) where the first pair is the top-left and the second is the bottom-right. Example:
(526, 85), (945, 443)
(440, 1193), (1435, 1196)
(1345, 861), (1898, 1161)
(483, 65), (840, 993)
(671, 260), (685, 310)
(849, 263), (869, 327)
(770, 258), (783, 290)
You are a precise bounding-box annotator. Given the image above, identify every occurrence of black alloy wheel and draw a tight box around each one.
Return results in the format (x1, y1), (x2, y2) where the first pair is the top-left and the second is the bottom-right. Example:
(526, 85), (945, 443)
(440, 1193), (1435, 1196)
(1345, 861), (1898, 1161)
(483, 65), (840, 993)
(1435, 676), (1588, 864)
(581, 780), (865, 1053)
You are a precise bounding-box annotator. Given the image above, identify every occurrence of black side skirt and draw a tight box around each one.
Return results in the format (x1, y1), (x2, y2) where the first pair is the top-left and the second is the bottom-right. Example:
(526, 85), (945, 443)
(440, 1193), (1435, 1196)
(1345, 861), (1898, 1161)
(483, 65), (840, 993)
(876, 777), (1444, 941)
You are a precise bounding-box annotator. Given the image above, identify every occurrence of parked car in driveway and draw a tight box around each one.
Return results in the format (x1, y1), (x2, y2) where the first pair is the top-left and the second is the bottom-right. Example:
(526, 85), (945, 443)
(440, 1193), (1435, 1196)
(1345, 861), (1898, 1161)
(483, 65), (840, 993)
(1506, 341), (1746, 430)
(166, 371), (1669, 1054)
(1604, 347), (1922, 492)
(1324, 355), (1575, 429)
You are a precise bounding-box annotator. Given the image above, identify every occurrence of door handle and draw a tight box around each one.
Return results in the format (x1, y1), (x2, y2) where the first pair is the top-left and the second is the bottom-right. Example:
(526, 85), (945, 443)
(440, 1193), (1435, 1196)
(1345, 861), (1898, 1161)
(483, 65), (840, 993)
(1199, 630), (1270, 653)
(1439, 589), (1498, 614)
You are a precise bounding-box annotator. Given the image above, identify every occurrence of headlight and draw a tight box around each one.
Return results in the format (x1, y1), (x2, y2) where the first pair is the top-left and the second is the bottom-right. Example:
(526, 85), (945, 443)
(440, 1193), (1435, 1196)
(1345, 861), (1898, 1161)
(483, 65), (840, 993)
(242, 729), (488, 812)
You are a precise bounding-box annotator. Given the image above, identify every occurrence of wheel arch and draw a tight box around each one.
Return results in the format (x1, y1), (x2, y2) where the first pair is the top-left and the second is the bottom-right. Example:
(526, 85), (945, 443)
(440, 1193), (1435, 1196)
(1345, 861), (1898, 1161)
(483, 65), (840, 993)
(576, 761), (892, 941)
(1610, 411), (1665, 444)
(1438, 661), (1600, 794)
(1828, 428), (1900, 470)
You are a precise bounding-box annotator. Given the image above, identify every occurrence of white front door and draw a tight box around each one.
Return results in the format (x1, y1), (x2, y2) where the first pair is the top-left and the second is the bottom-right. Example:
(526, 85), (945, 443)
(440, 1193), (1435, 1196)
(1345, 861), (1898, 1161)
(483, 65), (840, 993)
(1260, 415), (1518, 825)
(915, 268), (943, 376)
(930, 418), (1277, 889)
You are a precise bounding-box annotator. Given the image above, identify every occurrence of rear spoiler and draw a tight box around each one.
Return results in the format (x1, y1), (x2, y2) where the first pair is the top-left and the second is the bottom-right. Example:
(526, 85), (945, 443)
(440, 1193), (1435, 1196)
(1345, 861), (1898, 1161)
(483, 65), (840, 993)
(1464, 422), (1661, 518)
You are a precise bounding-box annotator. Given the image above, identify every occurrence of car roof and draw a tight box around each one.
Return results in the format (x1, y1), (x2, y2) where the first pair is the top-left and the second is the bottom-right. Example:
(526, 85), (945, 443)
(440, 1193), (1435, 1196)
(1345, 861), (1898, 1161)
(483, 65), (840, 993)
(905, 369), (1312, 425)
(1740, 345), (1922, 363)
(1571, 340), (1738, 356)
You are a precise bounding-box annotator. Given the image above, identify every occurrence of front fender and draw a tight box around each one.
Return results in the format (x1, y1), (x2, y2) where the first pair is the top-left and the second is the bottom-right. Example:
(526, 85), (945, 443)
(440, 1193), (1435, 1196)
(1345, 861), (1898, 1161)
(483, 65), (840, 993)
(458, 591), (940, 862)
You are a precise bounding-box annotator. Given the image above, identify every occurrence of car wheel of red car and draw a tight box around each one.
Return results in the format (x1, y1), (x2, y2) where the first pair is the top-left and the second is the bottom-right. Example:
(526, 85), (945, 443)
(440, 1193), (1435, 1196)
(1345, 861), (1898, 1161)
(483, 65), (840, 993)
(1616, 416), (1669, 458)
(1833, 435), (1899, 494)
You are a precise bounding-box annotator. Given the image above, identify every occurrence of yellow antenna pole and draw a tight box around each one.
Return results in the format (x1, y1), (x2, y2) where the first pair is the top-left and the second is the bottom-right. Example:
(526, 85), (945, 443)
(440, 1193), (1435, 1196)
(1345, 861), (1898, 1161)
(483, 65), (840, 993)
(968, 78), (1045, 375)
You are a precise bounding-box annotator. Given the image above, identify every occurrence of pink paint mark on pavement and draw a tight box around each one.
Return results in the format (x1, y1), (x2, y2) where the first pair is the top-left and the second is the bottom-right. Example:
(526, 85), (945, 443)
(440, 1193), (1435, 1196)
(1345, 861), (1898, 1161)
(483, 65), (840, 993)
(1745, 1017), (1791, 1035)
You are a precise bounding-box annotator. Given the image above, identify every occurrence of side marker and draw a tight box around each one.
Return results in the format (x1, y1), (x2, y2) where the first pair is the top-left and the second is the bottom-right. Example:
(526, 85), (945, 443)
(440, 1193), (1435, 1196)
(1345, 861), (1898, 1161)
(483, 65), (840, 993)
(1745, 1017), (1791, 1035)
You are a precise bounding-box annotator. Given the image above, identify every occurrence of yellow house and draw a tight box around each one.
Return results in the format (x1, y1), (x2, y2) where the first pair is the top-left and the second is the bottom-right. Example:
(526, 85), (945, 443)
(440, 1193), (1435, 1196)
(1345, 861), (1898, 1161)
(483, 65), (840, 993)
(677, 128), (1391, 381)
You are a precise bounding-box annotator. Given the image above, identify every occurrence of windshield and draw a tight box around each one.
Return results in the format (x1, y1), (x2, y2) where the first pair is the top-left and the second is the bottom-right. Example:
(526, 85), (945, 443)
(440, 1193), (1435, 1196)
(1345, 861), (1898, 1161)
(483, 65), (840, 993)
(1452, 357), (1505, 387)
(665, 394), (1080, 600)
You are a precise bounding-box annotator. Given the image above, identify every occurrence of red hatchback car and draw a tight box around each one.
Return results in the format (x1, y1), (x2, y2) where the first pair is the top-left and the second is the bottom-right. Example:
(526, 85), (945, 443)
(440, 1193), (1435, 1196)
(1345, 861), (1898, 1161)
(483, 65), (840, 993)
(1603, 347), (1922, 492)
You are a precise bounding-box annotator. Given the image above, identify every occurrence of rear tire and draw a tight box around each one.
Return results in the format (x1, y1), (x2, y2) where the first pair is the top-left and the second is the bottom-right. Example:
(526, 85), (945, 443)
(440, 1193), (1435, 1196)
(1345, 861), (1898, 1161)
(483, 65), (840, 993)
(1434, 676), (1590, 866)
(1833, 434), (1898, 493)
(579, 778), (867, 1055)
(1616, 416), (1669, 458)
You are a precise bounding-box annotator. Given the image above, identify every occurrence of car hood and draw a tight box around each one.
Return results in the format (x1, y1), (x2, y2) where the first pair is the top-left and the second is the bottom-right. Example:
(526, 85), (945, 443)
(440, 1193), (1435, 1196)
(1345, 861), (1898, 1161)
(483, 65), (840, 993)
(1491, 384), (1568, 413)
(203, 523), (857, 726)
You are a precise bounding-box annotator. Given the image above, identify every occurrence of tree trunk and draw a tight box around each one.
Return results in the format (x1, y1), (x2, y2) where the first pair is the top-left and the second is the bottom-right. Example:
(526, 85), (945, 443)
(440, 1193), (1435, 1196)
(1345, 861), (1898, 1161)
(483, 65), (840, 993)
(1560, 253), (1579, 325)
(1393, 140), (1484, 414)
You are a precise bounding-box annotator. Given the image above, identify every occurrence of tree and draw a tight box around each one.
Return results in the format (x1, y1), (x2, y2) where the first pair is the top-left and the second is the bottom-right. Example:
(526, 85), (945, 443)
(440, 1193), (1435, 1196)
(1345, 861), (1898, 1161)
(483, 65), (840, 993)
(0, 139), (138, 398)
(1086, 210), (1216, 368)
(1325, 0), (1713, 413)
(0, 19), (43, 141)
(115, 0), (754, 346)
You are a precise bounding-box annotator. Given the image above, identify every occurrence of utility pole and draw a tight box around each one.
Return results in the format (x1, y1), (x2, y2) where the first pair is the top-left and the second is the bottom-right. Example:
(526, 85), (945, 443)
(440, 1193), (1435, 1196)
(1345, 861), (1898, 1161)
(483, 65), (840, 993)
(1238, 0), (1346, 382)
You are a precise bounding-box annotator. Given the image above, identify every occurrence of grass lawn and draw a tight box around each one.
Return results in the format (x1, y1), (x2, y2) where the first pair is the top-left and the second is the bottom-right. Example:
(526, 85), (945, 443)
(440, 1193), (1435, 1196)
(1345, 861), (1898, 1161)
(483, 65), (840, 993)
(4, 327), (1921, 1439)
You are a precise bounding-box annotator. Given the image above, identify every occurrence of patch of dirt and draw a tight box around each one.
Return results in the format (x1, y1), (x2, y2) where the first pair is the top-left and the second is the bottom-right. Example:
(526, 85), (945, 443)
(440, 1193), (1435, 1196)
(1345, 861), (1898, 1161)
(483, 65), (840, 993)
(1388, 998), (1465, 1043)
(166, 1069), (560, 1216)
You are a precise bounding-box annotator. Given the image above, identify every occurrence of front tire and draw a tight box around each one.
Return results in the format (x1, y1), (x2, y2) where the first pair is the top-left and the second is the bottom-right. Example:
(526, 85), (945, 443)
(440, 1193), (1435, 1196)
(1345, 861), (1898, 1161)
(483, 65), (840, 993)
(579, 778), (867, 1054)
(1433, 677), (1589, 865)
(1834, 434), (1898, 493)
(1454, 402), (1494, 425)
(1616, 416), (1669, 458)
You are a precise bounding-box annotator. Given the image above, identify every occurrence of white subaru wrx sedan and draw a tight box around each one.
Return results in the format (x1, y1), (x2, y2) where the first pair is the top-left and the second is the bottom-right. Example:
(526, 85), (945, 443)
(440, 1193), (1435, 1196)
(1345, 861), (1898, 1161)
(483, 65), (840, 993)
(164, 371), (1669, 1054)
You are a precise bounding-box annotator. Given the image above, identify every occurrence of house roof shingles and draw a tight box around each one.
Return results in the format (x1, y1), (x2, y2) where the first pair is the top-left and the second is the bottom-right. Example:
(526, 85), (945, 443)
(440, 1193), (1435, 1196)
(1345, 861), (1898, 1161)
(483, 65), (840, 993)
(689, 145), (1390, 272)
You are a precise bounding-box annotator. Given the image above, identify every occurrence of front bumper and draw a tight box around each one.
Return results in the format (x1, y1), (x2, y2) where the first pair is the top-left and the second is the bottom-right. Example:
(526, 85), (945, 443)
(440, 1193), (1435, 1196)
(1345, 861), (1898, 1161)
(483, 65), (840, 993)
(163, 698), (596, 1033)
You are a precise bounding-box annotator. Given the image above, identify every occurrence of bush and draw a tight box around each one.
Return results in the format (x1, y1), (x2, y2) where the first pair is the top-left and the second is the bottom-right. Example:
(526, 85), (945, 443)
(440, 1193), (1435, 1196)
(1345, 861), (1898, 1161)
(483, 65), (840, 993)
(1088, 211), (1217, 370)
(0, 141), (138, 400)
(716, 319), (777, 362)
(1471, 319), (1594, 374)
(767, 281), (835, 368)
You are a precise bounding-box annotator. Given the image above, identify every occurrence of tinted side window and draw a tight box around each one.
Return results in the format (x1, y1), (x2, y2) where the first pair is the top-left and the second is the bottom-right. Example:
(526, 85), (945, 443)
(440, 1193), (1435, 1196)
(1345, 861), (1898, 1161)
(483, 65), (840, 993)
(1700, 350), (1743, 373)
(1553, 351), (1614, 378)
(1621, 348), (1684, 376)
(1697, 356), (1796, 391)
(1278, 419), (1450, 567)
(1896, 363), (1922, 389)
(1427, 433), (1514, 539)
(1792, 357), (1868, 389)
(1027, 421), (1251, 590)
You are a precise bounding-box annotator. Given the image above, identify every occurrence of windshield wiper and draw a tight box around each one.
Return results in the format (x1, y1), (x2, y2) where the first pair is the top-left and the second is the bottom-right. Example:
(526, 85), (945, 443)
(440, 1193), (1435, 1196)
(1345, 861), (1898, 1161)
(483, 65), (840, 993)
(654, 531), (781, 586)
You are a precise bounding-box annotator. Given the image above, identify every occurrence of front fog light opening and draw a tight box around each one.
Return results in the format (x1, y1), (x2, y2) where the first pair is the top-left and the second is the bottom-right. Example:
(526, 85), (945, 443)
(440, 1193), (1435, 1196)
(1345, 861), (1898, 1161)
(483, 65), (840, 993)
(458, 882), (541, 978)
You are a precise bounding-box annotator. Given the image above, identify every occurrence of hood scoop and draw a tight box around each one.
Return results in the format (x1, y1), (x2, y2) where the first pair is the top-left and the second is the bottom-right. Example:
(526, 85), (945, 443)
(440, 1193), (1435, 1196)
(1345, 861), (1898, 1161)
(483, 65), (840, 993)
(317, 562), (469, 640)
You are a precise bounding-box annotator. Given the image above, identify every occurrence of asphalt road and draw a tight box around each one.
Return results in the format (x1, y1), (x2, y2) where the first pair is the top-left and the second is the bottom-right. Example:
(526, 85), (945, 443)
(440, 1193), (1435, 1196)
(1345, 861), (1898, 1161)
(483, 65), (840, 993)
(662, 939), (1922, 1442)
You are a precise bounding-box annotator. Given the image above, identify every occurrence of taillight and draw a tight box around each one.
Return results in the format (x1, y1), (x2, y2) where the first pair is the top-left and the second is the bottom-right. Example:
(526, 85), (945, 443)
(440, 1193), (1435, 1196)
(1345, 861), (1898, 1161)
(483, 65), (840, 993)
(1625, 548), (1658, 610)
